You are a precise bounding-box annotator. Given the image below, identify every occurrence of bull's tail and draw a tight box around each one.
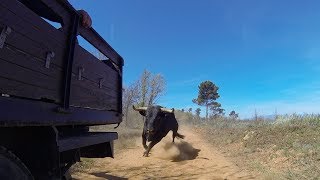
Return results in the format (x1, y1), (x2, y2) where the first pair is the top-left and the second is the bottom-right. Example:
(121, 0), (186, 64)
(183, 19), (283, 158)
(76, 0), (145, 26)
(176, 133), (185, 139)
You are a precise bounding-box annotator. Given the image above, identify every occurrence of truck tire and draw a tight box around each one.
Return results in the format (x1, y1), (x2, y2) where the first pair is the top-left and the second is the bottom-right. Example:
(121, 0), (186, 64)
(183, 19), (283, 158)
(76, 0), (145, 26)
(62, 171), (72, 180)
(0, 146), (34, 180)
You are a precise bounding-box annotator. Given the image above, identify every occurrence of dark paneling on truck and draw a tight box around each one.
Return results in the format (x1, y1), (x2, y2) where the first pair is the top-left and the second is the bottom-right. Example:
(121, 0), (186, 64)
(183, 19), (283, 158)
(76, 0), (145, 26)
(0, 0), (124, 179)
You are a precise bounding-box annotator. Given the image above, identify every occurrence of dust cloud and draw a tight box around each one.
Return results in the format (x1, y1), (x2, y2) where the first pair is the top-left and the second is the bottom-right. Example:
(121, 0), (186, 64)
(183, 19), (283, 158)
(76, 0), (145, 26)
(154, 139), (201, 162)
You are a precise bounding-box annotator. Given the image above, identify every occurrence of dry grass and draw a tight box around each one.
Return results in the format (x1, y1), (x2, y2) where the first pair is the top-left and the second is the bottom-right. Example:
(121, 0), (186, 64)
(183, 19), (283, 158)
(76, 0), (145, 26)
(113, 126), (141, 150)
(190, 114), (320, 180)
(71, 124), (142, 173)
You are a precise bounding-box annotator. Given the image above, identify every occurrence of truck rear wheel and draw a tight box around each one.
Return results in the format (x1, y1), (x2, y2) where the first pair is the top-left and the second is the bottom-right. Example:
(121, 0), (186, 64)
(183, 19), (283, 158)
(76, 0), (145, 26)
(0, 146), (34, 180)
(62, 171), (72, 180)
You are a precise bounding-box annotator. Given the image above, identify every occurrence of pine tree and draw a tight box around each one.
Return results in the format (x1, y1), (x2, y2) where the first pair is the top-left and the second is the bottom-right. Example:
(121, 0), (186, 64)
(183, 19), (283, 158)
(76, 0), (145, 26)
(193, 81), (220, 120)
(195, 108), (201, 117)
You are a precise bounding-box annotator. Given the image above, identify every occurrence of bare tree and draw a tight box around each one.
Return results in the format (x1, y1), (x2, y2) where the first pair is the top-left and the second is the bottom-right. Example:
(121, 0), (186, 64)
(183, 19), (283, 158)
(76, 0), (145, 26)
(136, 69), (166, 107)
(123, 69), (166, 127)
(138, 69), (151, 107)
(254, 109), (258, 121)
(122, 82), (139, 127)
(147, 74), (165, 106)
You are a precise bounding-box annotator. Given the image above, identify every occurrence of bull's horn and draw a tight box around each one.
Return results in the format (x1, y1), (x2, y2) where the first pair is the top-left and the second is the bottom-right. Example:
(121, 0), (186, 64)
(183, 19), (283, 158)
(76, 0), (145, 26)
(132, 105), (147, 111)
(161, 108), (174, 113)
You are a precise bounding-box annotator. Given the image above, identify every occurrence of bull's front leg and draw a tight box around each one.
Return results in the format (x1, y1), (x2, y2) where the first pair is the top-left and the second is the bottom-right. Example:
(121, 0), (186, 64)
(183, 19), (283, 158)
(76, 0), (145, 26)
(143, 140), (160, 157)
(142, 132), (148, 150)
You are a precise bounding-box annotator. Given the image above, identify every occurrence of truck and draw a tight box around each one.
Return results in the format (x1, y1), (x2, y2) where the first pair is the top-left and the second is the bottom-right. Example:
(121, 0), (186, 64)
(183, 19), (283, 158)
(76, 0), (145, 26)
(0, 0), (124, 179)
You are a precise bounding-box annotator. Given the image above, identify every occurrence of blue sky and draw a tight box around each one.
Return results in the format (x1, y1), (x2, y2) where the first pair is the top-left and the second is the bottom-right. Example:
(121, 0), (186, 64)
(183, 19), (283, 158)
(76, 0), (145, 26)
(70, 0), (320, 118)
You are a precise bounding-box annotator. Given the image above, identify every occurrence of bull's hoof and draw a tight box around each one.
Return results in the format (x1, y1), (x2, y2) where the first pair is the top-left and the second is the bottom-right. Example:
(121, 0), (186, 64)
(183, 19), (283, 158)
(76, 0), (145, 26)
(143, 151), (149, 157)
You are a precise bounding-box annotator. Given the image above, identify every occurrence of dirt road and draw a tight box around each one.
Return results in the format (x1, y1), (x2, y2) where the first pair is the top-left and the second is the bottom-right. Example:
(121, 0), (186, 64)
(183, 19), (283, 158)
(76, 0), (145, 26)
(72, 127), (259, 179)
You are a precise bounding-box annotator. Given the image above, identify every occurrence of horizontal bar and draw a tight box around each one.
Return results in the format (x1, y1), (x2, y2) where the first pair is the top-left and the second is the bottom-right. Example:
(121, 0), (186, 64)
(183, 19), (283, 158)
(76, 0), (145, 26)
(79, 27), (124, 66)
(0, 96), (122, 127)
(58, 132), (118, 152)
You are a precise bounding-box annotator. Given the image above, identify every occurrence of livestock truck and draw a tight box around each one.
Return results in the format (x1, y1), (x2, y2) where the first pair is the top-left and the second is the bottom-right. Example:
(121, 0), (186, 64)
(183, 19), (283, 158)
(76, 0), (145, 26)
(0, 0), (124, 179)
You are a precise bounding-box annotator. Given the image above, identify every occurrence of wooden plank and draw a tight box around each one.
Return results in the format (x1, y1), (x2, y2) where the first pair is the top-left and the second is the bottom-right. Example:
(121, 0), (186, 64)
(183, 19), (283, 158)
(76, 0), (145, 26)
(1, 45), (63, 81)
(0, 76), (58, 101)
(39, 0), (72, 31)
(0, 58), (60, 101)
(58, 132), (118, 152)
(0, 97), (122, 127)
(71, 72), (119, 98)
(0, 57), (59, 91)
(72, 75), (120, 95)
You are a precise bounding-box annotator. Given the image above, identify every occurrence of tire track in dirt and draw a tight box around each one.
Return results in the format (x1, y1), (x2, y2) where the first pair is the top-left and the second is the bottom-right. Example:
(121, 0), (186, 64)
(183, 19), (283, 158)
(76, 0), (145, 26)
(72, 127), (259, 179)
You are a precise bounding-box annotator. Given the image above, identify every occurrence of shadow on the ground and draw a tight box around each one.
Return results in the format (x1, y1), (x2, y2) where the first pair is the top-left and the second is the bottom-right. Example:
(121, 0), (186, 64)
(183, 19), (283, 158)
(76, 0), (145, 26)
(90, 172), (128, 180)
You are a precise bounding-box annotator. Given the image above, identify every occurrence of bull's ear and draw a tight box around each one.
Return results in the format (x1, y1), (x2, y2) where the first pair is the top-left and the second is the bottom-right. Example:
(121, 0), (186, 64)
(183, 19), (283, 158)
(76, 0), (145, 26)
(139, 111), (146, 116)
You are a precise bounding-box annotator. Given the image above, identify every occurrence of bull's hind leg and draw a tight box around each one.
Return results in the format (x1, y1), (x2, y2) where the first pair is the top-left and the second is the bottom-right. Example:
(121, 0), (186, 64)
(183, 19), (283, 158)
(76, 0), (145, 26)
(172, 129), (185, 143)
(172, 127), (179, 143)
(172, 131), (177, 143)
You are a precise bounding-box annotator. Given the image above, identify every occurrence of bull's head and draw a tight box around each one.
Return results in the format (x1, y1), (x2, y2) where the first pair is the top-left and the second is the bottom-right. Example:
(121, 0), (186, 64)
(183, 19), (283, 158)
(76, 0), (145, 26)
(133, 105), (174, 141)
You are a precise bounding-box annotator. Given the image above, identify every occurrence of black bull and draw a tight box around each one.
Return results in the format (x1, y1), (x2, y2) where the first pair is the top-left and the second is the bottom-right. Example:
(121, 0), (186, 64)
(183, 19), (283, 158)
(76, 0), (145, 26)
(133, 105), (185, 157)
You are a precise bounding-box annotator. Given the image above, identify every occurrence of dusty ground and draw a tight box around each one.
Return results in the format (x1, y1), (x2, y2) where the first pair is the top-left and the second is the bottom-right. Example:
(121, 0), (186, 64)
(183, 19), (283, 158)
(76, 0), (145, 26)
(72, 127), (259, 180)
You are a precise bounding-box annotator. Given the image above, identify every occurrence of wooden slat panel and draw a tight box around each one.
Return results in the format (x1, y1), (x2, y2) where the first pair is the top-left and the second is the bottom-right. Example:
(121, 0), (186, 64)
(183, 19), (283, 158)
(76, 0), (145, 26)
(73, 45), (119, 90)
(1, 0), (67, 44)
(0, 45), (119, 109)
(70, 76), (118, 111)
(72, 45), (120, 110)
(0, 5), (66, 68)
(0, 42), (119, 109)
(0, 0), (121, 111)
